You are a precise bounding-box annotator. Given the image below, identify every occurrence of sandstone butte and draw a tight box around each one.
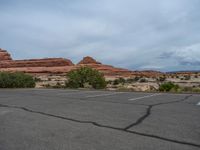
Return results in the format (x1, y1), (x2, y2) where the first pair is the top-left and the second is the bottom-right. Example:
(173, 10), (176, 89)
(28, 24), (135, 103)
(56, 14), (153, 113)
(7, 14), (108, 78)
(0, 48), (164, 78)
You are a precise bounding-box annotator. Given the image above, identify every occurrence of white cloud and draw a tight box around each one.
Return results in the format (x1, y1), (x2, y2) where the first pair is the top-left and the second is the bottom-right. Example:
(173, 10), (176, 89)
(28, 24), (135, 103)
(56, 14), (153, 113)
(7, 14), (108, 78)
(0, 0), (200, 71)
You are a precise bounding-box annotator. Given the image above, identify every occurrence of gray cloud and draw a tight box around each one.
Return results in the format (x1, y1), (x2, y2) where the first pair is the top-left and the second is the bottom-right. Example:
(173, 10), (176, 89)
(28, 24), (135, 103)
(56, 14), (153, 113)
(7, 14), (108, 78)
(159, 43), (200, 67)
(0, 0), (200, 71)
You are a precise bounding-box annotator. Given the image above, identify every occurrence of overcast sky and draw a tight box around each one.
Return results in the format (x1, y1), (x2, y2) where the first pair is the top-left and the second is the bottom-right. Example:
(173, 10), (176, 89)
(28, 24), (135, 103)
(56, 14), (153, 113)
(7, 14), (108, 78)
(0, 0), (200, 71)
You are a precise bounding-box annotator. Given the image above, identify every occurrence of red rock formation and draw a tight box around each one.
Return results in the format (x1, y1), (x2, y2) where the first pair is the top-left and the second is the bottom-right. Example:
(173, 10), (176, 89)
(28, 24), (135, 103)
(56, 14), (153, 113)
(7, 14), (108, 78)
(77, 57), (165, 77)
(0, 48), (74, 74)
(0, 48), (12, 61)
(0, 48), (165, 77)
(77, 56), (134, 77)
(0, 58), (73, 68)
(78, 56), (101, 65)
(132, 70), (164, 77)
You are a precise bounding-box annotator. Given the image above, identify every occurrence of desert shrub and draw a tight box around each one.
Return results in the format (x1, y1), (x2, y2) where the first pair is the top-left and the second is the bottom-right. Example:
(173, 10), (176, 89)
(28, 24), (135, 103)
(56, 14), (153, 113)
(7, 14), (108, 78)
(44, 84), (51, 88)
(157, 76), (166, 82)
(139, 78), (147, 83)
(106, 80), (113, 84)
(126, 78), (135, 83)
(126, 76), (141, 83)
(34, 77), (42, 82)
(113, 79), (119, 85)
(159, 82), (179, 92)
(0, 72), (35, 88)
(113, 77), (126, 85)
(180, 86), (200, 93)
(119, 77), (126, 83)
(184, 75), (191, 80)
(134, 76), (141, 81)
(192, 88), (200, 93)
(52, 82), (65, 88)
(65, 67), (106, 89)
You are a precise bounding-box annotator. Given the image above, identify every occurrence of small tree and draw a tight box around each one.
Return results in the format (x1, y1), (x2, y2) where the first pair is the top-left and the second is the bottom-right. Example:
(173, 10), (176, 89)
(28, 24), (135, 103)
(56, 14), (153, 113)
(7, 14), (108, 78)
(66, 67), (106, 89)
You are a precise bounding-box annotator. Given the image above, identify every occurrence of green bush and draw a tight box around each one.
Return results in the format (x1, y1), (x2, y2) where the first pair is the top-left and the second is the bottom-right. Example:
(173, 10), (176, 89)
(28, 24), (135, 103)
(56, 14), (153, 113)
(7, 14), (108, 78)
(34, 77), (42, 82)
(126, 78), (135, 83)
(139, 78), (147, 83)
(0, 72), (35, 88)
(52, 82), (65, 89)
(184, 75), (191, 80)
(106, 80), (113, 84)
(134, 76), (141, 82)
(65, 67), (106, 89)
(113, 79), (119, 85)
(157, 76), (166, 82)
(126, 77), (141, 83)
(159, 82), (179, 92)
(113, 77), (126, 85)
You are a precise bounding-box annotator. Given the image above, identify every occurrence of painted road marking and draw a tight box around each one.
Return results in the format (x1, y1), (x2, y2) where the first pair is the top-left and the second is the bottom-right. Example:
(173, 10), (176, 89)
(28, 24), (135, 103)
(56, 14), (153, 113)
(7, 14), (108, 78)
(59, 90), (101, 95)
(129, 93), (161, 101)
(86, 92), (125, 98)
(197, 102), (200, 106)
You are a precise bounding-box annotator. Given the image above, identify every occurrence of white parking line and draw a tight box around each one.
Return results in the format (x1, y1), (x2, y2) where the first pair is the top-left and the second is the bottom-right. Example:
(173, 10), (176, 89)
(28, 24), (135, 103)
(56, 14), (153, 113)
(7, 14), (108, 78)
(58, 90), (98, 95)
(129, 93), (161, 101)
(197, 102), (200, 106)
(86, 92), (125, 98)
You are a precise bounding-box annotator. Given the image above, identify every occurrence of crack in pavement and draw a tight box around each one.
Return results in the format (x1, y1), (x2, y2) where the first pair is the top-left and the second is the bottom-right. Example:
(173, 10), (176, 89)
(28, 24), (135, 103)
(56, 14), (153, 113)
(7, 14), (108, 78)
(124, 105), (152, 130)
(124, 95), (193, 130)
(1, 98), (200, 149)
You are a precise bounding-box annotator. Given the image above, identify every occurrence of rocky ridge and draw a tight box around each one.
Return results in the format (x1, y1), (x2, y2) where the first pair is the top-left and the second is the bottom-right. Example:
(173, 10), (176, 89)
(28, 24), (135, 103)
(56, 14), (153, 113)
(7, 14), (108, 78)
(0, 48), (164, 77)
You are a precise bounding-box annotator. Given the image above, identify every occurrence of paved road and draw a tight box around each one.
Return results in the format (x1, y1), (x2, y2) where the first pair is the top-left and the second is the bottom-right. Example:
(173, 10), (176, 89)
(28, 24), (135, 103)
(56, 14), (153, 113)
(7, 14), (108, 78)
(0, 89), (200, 150)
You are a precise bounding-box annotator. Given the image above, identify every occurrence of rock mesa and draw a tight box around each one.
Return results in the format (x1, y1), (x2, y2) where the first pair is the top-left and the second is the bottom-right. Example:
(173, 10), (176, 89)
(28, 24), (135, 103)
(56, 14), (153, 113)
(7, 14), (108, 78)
(0, 48), (164, 77)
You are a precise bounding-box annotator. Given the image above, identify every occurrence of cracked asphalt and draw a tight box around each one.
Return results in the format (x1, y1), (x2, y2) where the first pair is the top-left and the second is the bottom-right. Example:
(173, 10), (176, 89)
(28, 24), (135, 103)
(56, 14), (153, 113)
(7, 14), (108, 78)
(0, 89), (200, 150)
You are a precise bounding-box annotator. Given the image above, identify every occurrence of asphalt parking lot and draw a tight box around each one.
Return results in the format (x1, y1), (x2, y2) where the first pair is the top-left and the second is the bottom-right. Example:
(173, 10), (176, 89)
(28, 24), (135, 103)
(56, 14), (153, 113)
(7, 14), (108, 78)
(0, 89), (200, 150)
